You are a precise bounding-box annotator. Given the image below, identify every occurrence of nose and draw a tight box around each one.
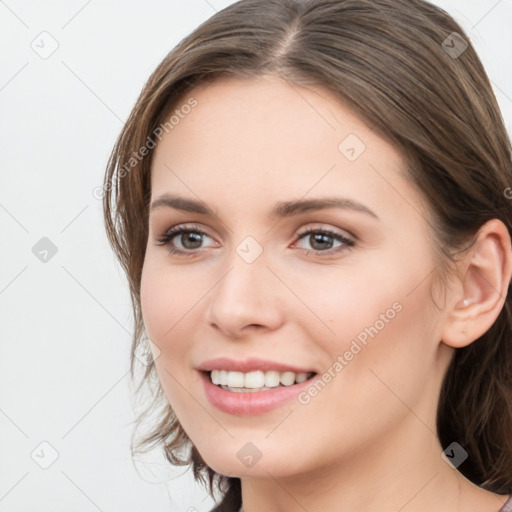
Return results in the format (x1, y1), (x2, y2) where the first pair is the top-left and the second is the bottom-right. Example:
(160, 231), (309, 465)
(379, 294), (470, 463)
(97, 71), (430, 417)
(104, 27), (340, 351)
(206, 251), (286, 339)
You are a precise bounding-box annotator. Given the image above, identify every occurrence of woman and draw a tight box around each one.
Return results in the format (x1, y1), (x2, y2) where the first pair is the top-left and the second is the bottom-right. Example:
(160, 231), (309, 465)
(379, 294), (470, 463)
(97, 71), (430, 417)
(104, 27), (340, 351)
(102, 0), (512, 510)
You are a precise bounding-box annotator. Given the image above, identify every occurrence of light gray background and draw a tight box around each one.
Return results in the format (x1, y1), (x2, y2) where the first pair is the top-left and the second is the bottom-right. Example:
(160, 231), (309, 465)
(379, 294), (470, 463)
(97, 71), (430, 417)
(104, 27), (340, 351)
(1, 1), (511, 511)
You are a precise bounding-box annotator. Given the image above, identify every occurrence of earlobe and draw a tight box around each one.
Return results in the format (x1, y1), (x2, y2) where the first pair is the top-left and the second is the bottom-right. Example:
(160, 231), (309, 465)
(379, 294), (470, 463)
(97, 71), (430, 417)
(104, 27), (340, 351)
(441, 219), (512, 349)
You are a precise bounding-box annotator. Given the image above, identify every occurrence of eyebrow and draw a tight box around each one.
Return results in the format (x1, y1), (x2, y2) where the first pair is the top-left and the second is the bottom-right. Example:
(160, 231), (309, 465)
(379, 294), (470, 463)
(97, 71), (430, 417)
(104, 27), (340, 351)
(150, 193), (379, 219)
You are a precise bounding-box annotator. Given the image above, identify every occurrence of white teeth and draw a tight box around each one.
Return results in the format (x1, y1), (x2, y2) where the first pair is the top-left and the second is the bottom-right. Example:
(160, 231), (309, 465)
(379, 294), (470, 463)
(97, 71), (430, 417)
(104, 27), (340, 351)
(295, 372), (308, 383)
(280, 371), (296, 386)
(227, 371), (244, 388)
(211, 371), (221, 385)
(210, 369), (313, 389)
(244, 371), (265, 388)
(264, 370), (280, 388)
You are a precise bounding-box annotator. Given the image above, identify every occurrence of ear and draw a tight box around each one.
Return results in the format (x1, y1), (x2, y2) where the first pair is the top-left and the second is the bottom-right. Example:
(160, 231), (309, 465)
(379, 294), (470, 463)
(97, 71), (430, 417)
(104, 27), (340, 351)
(441, 219), (512, 348)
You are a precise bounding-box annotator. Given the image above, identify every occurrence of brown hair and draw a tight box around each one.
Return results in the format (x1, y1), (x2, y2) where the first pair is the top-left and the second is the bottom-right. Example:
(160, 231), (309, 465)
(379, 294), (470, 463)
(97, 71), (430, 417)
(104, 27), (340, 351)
(102, 0), (512, 509)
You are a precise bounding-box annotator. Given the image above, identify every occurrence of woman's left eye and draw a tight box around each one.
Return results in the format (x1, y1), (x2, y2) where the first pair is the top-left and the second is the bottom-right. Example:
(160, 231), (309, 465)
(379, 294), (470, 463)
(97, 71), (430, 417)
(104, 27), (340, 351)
(155, 225), (355, 257)
(294, 228), (355, 255)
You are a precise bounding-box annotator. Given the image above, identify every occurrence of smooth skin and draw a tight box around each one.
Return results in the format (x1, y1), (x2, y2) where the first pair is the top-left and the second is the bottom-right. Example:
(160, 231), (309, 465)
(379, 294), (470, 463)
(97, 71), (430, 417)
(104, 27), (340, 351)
(140, 74), (512, 512)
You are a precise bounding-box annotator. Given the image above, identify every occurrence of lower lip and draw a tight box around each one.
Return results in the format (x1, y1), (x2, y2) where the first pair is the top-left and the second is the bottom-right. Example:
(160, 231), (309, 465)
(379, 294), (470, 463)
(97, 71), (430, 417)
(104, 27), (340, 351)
(199, 371), (317, 416)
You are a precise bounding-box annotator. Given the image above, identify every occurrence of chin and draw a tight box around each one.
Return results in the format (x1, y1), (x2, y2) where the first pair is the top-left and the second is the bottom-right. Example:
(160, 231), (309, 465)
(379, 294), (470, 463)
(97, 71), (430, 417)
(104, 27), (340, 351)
(198, 446), (305, 479)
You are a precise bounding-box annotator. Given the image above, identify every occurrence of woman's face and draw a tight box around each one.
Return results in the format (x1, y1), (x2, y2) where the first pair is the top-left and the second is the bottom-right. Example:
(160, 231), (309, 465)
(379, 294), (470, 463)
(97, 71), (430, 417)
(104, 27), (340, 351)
(140, 75), (454, 478)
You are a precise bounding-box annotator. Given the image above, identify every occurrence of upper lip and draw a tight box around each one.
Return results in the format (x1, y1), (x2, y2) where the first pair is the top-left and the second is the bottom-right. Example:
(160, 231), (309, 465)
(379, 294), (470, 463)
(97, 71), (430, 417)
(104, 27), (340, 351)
(197, 357), (316, 374)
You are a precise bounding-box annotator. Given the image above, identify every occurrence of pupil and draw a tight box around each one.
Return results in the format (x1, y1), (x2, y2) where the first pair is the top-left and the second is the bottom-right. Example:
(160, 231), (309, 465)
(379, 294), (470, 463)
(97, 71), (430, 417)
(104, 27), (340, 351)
(182, 232), (202, 249)
(310, 233), (332, 251)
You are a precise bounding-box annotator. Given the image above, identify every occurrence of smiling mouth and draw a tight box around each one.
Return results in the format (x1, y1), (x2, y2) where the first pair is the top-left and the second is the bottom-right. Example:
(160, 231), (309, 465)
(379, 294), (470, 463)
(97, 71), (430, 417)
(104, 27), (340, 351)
(205, 369), (317, 392)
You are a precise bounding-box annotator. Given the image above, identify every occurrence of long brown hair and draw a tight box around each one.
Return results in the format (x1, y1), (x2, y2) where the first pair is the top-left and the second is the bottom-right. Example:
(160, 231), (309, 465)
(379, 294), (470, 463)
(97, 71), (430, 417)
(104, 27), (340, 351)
(102, 0), (512, 509)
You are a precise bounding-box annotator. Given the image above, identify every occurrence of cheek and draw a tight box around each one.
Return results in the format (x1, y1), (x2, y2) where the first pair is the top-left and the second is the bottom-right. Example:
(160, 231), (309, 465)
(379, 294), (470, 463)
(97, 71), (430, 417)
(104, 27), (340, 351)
(303, 248), (439, 387)
(327, 272), (439, 420)
(140, 256), (200, 343)
(287, 258), (407, 352)
(140, 259), (203, 415)
(280, 276), (439, 464)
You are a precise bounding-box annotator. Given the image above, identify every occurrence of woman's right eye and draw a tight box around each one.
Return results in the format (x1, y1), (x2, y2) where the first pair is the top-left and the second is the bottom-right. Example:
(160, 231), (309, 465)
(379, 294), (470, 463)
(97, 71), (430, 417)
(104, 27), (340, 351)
(155, 225), (216, 256)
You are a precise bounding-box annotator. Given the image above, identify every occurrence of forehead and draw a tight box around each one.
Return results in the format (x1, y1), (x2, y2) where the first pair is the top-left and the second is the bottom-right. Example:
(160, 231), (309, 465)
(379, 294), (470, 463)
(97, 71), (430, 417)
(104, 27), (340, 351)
(149, 75), (421, 219)
(156, 74), (375, 160)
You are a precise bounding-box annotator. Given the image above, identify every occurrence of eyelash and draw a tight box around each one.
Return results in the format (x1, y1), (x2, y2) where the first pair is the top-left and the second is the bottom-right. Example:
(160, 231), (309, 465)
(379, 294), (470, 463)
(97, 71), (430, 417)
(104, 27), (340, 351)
(154, 223), (355, 257)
